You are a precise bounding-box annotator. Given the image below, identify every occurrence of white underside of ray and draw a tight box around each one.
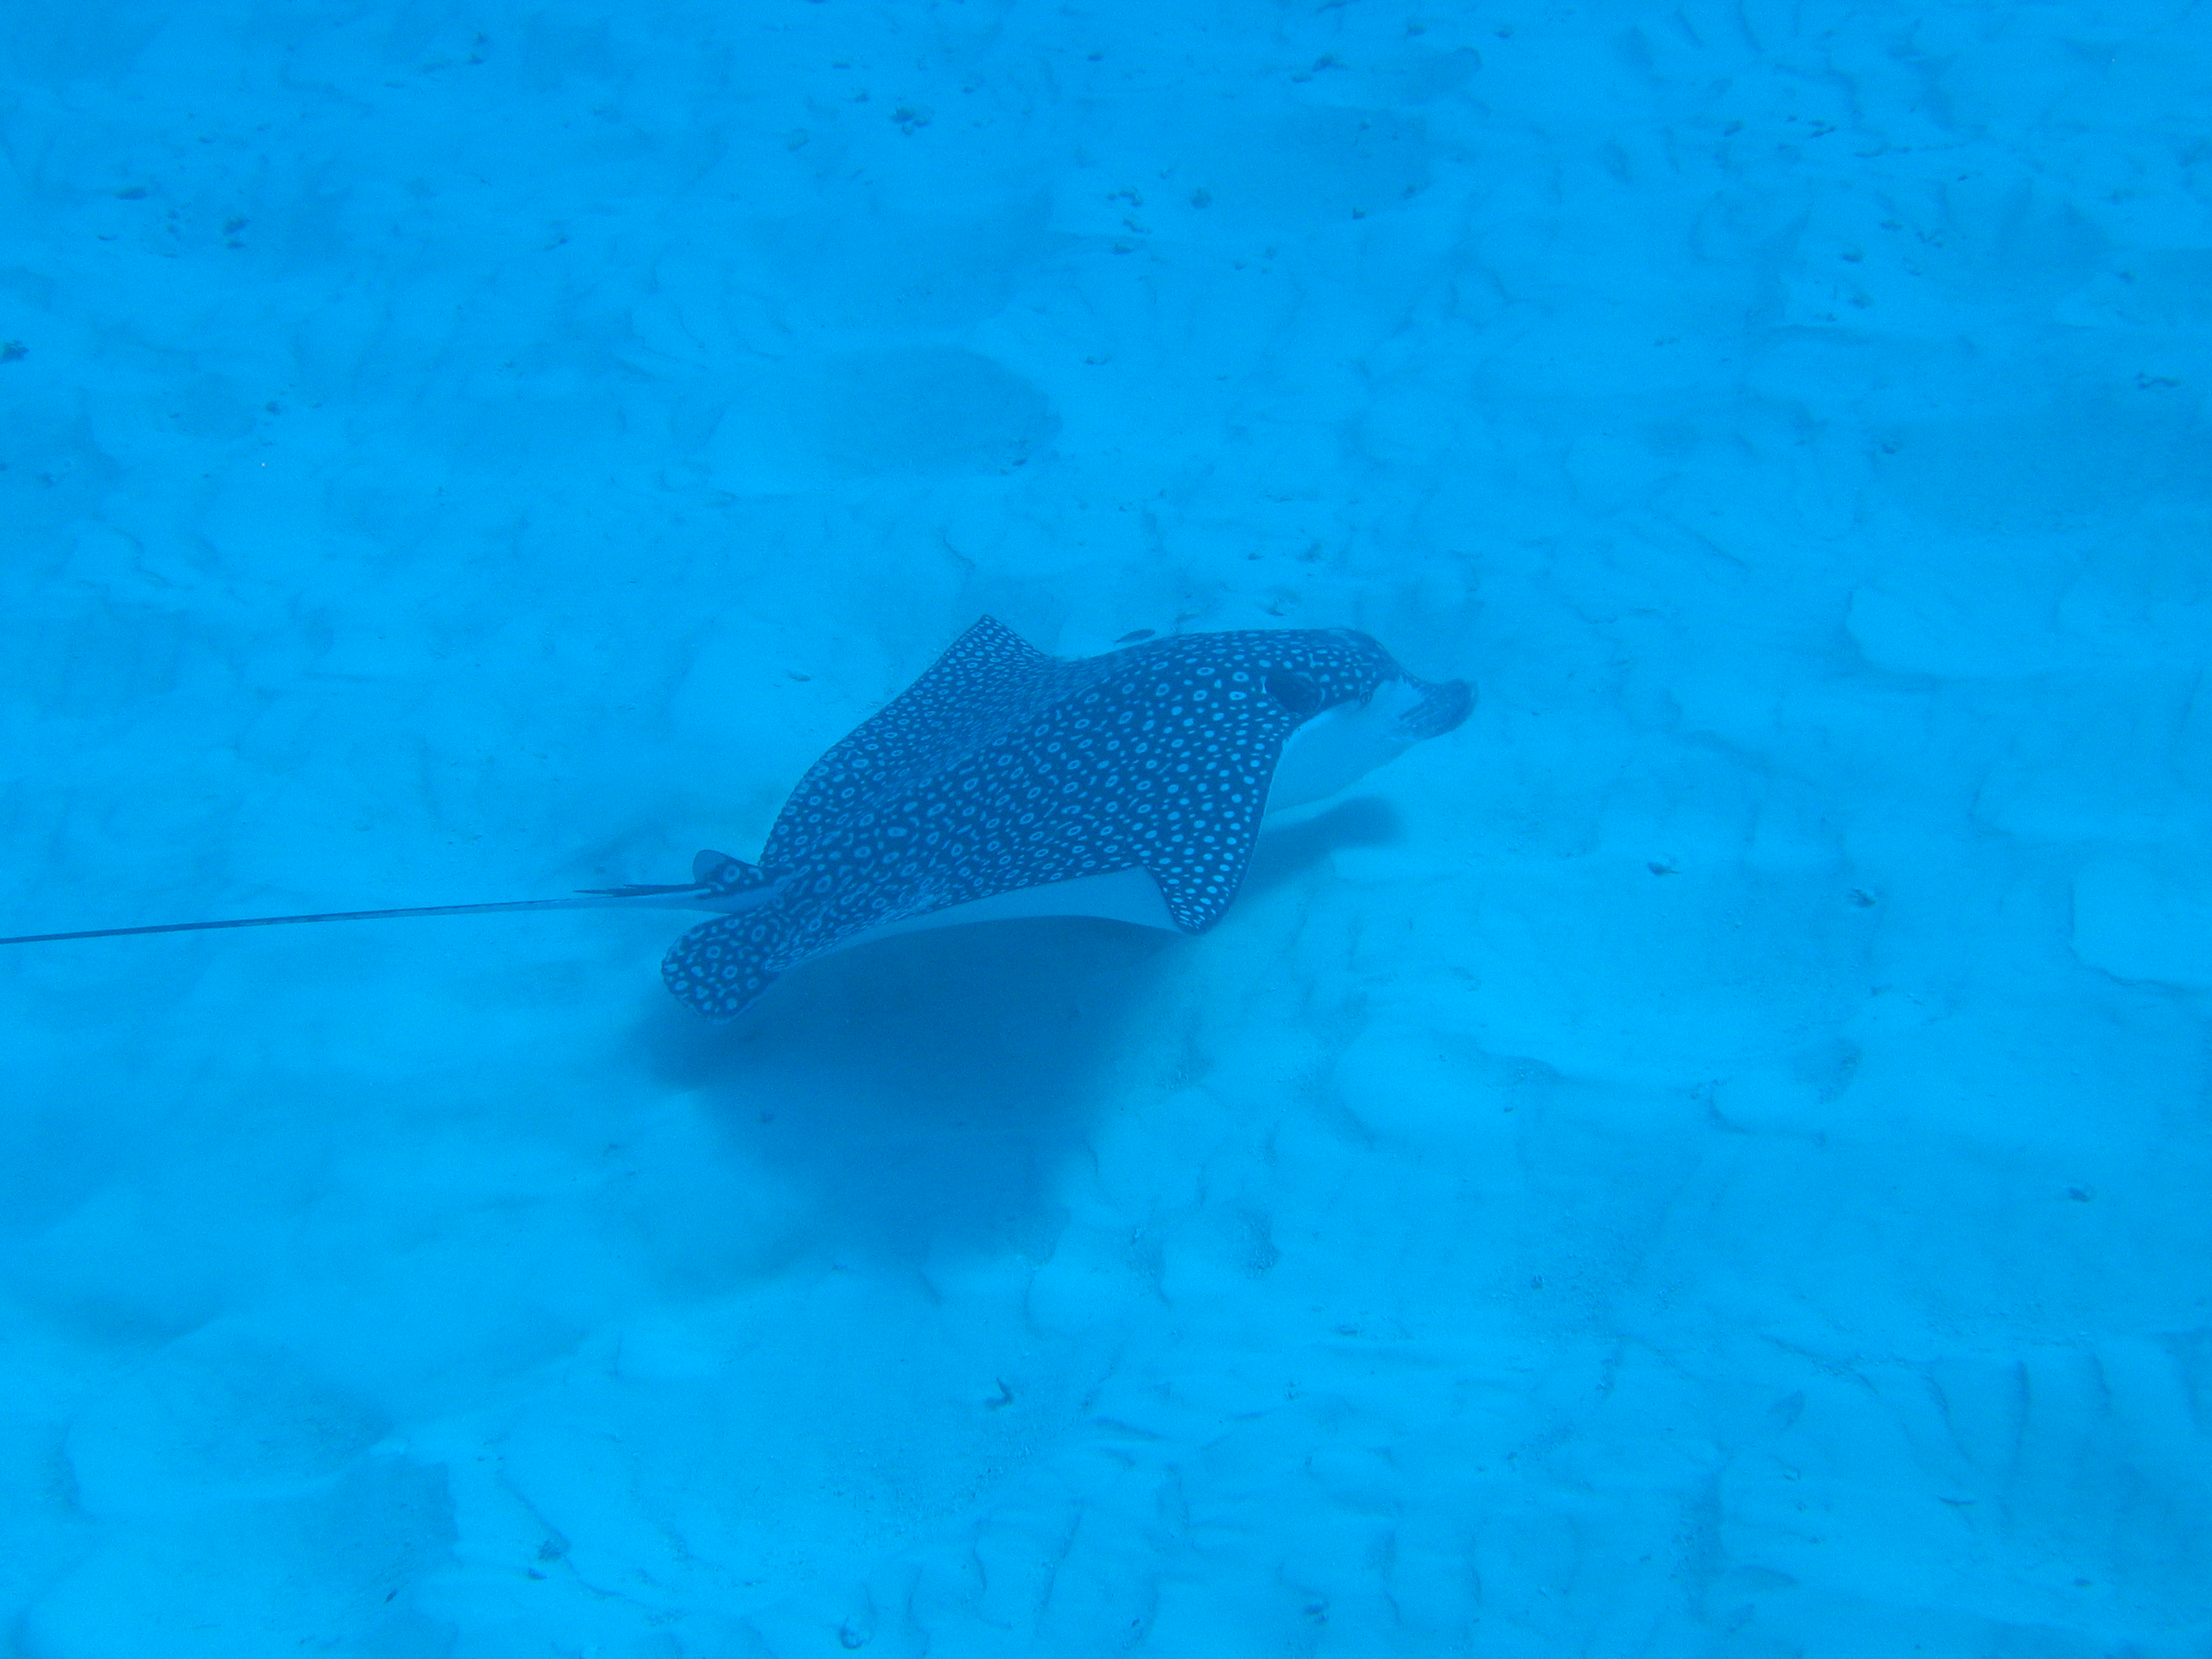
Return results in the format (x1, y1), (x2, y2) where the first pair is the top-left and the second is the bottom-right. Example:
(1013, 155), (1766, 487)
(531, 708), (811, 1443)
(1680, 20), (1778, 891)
(815, 677), (1434, 955)
(817, 862), (1175, 957)
(1260, 678), (1429, 815)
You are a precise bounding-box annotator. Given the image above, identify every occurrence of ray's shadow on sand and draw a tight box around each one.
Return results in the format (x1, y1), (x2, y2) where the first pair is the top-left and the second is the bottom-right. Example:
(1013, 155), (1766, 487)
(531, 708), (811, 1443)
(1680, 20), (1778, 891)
(627, 797), (1400, 1262)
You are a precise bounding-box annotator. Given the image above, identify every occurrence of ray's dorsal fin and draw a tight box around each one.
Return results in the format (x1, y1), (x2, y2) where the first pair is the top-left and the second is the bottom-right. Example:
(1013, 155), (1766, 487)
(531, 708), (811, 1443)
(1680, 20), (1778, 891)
(580, 854), (781, 911)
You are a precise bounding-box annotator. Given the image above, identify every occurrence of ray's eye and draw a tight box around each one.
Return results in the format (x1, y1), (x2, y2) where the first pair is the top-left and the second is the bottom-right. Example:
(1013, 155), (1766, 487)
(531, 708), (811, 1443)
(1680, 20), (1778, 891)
(1264, 670), (1323, 717)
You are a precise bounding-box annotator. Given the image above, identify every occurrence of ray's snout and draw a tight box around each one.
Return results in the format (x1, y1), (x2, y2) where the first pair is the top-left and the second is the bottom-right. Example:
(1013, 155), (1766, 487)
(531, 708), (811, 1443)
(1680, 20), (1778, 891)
(1400, 675), (1474, 742)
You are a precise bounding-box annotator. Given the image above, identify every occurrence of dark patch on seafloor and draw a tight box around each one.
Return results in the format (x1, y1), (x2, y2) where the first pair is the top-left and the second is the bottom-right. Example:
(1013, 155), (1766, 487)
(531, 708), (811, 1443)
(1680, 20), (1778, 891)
(627, 797), (1401, 1263)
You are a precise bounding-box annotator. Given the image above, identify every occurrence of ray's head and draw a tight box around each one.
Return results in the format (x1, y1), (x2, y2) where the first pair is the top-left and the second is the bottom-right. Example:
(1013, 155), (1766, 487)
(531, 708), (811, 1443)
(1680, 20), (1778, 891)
(1246, 627), (1474, 815)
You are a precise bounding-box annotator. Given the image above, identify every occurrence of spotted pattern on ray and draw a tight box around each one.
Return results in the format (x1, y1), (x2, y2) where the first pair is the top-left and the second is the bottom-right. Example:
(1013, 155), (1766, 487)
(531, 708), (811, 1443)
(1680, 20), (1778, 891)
(662, 618), (1406, 1021)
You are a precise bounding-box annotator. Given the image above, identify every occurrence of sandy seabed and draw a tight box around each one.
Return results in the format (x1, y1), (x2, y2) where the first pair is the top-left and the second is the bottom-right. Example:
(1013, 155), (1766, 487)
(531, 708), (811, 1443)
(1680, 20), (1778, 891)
(2, 3), (2208, 1654)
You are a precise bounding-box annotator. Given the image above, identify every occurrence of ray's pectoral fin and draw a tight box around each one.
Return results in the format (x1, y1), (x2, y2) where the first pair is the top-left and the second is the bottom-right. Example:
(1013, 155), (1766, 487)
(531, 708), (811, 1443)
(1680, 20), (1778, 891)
(1139, 806), (1273, 936)
(662, 908), (786, 1021)
(1142, 861), (1246, 935)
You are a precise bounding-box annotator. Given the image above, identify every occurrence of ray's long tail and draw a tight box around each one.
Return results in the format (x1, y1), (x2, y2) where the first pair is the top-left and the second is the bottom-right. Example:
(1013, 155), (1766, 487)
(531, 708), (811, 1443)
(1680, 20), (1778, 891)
(0, 893), (684, 947)
(0, 852), (782, 949)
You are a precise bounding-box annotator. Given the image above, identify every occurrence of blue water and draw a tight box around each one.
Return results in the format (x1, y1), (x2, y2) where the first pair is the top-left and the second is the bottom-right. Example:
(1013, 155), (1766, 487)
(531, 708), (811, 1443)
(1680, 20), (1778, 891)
(3, 3), (2209, 1653)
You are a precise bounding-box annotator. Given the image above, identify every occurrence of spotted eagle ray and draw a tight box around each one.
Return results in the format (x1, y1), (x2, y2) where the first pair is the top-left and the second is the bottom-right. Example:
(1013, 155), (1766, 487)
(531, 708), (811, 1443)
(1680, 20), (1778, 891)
(3, 619), (1470, 1020)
